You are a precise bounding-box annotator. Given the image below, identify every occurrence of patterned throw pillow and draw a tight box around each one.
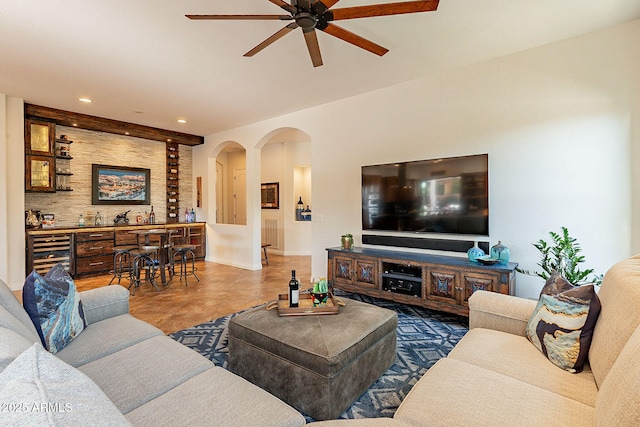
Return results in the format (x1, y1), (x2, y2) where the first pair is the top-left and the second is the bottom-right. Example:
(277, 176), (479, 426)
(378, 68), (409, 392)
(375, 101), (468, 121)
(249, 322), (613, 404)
(526, 271), (601, 372)
(22, 264), (86, 354)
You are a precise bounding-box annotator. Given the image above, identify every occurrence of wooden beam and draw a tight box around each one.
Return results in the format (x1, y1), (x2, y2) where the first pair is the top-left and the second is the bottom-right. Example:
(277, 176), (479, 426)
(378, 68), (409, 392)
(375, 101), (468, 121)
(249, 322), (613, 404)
(24, 104), (204, 146)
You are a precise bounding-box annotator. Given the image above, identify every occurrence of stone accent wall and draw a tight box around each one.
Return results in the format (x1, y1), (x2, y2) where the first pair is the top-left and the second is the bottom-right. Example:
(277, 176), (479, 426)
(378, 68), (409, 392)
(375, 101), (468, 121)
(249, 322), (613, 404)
(25, 126), (193, 226)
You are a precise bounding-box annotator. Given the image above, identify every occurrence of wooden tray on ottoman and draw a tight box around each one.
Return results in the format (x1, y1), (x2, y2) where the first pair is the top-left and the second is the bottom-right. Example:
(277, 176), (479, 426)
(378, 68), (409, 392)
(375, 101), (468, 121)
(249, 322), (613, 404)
(271, 292), (341, 316)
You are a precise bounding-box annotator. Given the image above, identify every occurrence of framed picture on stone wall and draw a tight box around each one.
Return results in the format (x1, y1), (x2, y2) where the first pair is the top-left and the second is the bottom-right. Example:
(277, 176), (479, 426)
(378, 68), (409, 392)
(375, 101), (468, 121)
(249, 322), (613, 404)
(92, 164), (150, 205)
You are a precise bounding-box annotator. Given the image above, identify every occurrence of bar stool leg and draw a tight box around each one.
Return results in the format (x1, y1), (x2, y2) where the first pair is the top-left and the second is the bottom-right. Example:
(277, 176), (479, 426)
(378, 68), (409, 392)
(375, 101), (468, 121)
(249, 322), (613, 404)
(109, 251), (129, 285)
(188, 249), (199, 283)
(128, 256), (142, 296)
(145, 254), (160, 292)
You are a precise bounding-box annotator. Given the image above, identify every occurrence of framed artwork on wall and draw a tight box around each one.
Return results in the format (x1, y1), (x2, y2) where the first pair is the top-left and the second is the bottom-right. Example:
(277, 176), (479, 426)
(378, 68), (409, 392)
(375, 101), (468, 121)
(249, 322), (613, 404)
(92, 164), (150, 205)
(261, 182), (279, 209)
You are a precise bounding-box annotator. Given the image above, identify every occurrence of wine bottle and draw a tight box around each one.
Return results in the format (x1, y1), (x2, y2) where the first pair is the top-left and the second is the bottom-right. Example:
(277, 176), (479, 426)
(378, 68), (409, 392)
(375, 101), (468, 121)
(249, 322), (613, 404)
(289, 270), (299, 308)
(149, 206), (155, 224)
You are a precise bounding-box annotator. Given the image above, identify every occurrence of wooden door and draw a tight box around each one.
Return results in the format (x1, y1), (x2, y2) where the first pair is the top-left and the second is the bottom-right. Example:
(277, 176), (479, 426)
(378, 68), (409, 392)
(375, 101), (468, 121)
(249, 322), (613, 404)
(426, 267), (458, 306)
(460, 272), (497, 307)
(354, 257), (378, 288)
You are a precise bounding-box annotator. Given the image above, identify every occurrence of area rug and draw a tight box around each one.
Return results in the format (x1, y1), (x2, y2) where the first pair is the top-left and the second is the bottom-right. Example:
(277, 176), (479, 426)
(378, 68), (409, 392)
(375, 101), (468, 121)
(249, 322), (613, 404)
(169, 291), (468, 421)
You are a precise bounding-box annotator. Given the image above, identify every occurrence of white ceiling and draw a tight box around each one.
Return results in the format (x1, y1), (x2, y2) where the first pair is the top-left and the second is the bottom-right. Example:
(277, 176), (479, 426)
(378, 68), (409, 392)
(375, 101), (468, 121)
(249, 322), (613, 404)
(1, 0), (639, 137)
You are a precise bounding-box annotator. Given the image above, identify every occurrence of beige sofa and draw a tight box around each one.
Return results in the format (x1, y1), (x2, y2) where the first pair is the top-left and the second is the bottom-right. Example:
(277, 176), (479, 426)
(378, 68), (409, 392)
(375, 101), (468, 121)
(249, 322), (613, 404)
(314, 255), (640, 426)
(0, 280), (305, 427)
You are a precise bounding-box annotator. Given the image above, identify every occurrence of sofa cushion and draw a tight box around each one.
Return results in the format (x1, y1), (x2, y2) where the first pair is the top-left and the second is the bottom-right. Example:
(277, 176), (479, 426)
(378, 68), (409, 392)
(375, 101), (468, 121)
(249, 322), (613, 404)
(0, 305), (40, 348)
(448, 328), (598, 406)
(0, 343), (131, 426)
(525, 272), (600, 372)
(78, 284), (130, 325)
(56, 313), (164, 368)
(394, 358), (595, 427)
(596, 324), (640, 426)
(589, 255), (640, 387)
(78, 335), (213, 414)
(22, 266), (86, 353)
(125, 366), (306, 427)
(0, 279), (40, 343)
(0, 327), (35, 372)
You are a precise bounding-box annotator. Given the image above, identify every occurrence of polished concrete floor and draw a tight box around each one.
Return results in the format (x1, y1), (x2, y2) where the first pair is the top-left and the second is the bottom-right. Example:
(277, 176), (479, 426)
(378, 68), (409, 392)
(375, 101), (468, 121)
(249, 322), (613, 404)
(73, 254), (311, 334)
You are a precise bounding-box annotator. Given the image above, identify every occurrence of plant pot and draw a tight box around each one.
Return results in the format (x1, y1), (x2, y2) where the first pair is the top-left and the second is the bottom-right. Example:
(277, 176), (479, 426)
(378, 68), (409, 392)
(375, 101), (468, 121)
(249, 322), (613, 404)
(341, 235), (353, 250)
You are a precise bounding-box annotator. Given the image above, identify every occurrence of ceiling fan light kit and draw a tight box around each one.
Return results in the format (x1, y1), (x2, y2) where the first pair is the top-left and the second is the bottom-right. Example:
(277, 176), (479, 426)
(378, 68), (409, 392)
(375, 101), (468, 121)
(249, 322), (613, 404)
(187, 0), (439, 67)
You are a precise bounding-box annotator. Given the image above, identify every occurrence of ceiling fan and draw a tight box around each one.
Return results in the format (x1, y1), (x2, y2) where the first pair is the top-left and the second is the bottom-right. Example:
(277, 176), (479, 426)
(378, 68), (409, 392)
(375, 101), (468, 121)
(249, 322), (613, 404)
(186, 0), (439, 67)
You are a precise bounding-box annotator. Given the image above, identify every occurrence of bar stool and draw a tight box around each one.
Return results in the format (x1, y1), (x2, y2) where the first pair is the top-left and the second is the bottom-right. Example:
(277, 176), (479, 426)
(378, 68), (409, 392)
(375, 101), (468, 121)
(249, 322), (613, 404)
(108, 245), (138, 286)
(128, 245), (160, 295)
(172, 244), (199, 286)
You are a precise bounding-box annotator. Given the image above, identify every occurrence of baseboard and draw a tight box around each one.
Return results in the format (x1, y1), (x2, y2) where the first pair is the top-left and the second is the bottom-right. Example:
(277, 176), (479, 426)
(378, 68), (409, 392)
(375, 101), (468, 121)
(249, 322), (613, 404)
(205, 256), (261, 271)
(362, 234), (490, 254)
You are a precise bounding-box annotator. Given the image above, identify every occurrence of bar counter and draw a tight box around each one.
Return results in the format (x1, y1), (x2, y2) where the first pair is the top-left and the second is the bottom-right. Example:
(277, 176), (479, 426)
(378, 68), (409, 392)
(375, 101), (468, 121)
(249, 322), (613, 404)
(26, 221), (205, 235)
(26, 222), (205, 277)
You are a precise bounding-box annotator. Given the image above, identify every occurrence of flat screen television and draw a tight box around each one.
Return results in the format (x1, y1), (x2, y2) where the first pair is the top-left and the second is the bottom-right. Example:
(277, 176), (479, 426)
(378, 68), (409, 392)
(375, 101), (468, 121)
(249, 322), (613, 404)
(362, 154), (489, 236)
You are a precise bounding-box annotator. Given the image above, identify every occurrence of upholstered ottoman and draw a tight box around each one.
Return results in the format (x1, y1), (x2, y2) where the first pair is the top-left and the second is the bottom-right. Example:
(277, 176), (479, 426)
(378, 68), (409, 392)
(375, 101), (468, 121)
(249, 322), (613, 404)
(228, 297), (397, 420)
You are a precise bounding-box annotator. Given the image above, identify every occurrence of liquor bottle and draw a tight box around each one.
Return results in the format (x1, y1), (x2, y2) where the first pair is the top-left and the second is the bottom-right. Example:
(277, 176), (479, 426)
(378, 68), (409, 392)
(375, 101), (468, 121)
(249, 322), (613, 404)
(184, 207), (190, 222)
(289, 270), (299, 308)
(149, 206), (156, 224)
(94, 211), (102, 226)
(191, 208), (195, 222)
(296, 197), (304, 221)
(78, 214), (85, 227)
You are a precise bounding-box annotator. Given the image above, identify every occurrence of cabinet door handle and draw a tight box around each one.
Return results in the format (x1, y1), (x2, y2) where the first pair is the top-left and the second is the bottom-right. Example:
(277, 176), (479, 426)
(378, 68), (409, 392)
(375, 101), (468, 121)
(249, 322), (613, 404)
(89, 233), (103, 237)
(89, 246), (103, 250)
(89, 261), (104, 266)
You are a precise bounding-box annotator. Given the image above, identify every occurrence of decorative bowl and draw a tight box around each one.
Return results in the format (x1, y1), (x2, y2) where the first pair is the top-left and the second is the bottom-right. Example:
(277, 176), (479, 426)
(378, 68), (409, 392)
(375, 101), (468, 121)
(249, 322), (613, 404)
(477, 256), (500, 265)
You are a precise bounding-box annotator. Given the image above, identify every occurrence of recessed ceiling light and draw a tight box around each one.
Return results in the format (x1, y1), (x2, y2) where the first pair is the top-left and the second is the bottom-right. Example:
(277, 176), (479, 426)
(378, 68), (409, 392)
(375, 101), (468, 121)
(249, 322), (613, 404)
(125, 132), (130, 135)
(177, 119), (187, 124)
(72, 123), (78, 127)
(78, 97), (92, 103)
(167, 138), (172, 142)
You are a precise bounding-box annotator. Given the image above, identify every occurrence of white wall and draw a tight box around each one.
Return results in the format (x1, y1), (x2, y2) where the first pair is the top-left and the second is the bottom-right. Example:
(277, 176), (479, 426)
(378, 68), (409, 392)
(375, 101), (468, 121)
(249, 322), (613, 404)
(0, 96), (26, 289)
(194, 20), (640, 297)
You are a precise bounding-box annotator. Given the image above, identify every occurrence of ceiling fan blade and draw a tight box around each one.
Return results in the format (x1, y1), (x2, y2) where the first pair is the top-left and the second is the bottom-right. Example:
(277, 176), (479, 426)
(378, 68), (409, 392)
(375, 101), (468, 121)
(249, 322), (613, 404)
(186, 14), (292, 21)
(321, 23), (388, 56)
(268, 0), (297, 14)
(244, 22), (299, 57)
(315, 0), (341, 9)
(303, 28), (323, 67)
(330, 0), (439, 20)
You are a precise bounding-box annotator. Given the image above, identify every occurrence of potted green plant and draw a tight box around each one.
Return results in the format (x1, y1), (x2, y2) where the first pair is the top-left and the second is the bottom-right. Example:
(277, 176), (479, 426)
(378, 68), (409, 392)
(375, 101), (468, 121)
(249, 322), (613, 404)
(517, 226), (602, 286)
(341, 234), (354, 250)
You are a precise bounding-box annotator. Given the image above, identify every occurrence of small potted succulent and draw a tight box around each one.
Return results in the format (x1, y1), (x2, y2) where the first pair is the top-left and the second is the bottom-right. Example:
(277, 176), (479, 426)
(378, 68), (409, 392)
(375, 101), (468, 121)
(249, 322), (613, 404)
(311, 278), (329, 306)
(341, 233), (354, 250)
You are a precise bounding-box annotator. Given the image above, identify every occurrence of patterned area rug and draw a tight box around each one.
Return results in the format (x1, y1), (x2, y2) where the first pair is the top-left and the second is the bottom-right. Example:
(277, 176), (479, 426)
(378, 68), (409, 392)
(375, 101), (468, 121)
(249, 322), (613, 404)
(169, 291), (468, 421)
